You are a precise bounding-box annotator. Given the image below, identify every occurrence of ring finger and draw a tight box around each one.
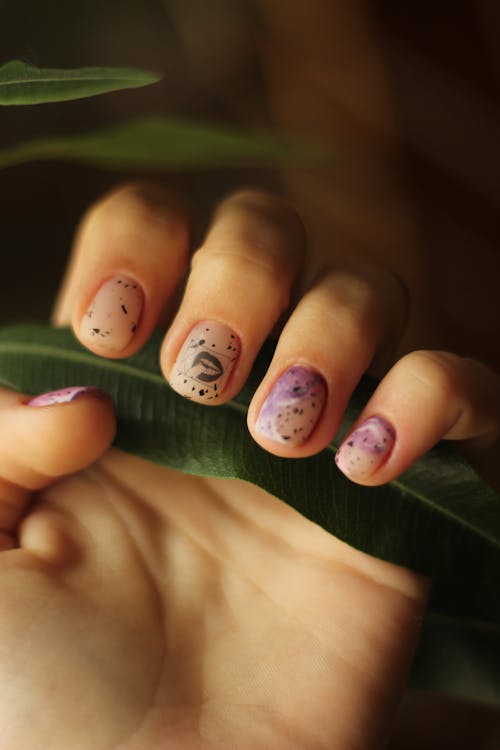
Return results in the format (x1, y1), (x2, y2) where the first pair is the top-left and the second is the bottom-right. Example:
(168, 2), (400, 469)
(160, 189), (305, 403)
(247, 264), (408, 457)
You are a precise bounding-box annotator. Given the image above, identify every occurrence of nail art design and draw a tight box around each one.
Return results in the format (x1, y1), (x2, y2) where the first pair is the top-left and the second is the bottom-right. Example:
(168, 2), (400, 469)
(335, 415), (395, 479)
(169, 321), (240, 402)
(255, 366), (327, 446)
(27, 386), (107, 407)
(80, 276), (143, 351)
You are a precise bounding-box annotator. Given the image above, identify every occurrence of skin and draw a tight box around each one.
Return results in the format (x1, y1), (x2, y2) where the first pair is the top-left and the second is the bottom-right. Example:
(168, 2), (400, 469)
(1, 2), (499, 748)
(0, 189), (497, 750)
(0, 435), (428, 750)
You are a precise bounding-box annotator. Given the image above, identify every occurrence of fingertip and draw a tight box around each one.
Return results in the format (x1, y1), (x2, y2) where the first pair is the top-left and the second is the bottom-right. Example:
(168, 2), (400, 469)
(334, 415), (396, 485)
(248, 364), (331, 457)
(58, 182), (191, 356)
(74, 275), (145, 359)
(334, 348), (500, 486)
(162, 319), (242, 405)
(14, 386), (116, 482)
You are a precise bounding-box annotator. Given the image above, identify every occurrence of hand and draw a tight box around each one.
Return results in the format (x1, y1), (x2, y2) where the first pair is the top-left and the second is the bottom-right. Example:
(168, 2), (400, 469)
(0, 183), (497, 750)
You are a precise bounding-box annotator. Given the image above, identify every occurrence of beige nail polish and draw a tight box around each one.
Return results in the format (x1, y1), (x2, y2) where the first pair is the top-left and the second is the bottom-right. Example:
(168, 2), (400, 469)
(80, 276), (143, 351)
(169, 320), (240, 403)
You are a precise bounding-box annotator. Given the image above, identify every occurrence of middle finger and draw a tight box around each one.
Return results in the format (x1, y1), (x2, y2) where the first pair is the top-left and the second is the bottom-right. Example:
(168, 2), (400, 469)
(161, 189), (305, 404)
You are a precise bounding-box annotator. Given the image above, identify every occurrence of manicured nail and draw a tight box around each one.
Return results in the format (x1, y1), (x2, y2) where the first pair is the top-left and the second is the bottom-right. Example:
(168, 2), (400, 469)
(169, 321), (240, 403)
(79, 276), (144, 351)
(335, 415), (395, 480)
(255, 366), (327, 446)
(27, 386), (108, 407)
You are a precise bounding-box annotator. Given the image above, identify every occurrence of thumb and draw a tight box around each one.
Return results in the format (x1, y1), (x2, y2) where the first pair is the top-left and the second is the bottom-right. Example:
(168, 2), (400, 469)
(0, 385), (115, 548)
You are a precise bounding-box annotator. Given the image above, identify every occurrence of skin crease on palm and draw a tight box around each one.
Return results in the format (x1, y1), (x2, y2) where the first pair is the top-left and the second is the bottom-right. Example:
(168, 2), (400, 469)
(0, 2), (499, 750)
(0, 451), (428, 750)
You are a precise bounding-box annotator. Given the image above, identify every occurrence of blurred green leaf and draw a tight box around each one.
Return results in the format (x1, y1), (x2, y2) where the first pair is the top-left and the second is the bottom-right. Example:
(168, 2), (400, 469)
(0, 60), (160, 105)
(0, 116), (329, 170)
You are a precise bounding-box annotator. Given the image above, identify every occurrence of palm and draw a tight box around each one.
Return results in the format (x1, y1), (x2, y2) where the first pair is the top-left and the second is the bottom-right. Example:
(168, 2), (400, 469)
(0, 448), (424, 750)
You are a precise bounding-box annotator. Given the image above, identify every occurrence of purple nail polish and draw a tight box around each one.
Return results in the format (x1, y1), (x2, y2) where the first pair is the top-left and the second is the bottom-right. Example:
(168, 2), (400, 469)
(27, 387), (107, 407)
(255, 366), (327, 446)
(335, 415), (395, 480)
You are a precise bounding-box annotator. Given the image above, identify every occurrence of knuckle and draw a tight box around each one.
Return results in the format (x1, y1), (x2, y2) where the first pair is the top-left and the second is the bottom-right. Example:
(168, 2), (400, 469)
(321, 264), (408, 320)
(401, 349), (465, 398)
(82, 182), (187, 237)
(205, 189), (305, 272)
(323, 268), (378, 309)
(219, 188), (299, 225)
(312, 269), (384, 337)
(191, 245), (292, 310)
(88, 182), (153, 220)
(192, 243), (286, 283)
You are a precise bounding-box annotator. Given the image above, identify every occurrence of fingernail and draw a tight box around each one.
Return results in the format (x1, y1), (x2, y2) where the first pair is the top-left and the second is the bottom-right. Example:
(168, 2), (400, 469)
(27, 386), (108, 407)
(255, 366), (327, 446)
(169, 320), (240, 403)
(79, 276), (144, 351)
(335, 415), (395, 480)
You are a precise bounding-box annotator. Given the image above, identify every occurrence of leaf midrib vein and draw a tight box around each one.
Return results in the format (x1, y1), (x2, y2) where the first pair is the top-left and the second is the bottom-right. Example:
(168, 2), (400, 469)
(0, 74), (150, 88)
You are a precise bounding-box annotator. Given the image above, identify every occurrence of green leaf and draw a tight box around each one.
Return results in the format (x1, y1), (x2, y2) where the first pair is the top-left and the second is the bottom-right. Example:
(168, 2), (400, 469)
(0, 60), (160, 105)
(0, 116), (329, 171)
(0, 324), (499, 623)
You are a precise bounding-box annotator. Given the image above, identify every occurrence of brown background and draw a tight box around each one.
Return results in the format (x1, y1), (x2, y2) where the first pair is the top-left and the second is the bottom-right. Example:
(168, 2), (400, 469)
(1, 0), (499, 369)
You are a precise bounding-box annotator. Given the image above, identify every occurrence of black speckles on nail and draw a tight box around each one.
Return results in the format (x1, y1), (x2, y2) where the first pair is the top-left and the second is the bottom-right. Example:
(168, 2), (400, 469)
(174, 323), (240, 402)
(256, 366), (327, 446)
(336, 416), (396, 478)
(121, 304), (128, 314)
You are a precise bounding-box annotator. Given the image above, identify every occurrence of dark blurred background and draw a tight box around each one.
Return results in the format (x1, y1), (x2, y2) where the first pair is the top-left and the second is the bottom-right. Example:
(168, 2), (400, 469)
(1, 0), (499, 353)
(0, 0), (275, 322)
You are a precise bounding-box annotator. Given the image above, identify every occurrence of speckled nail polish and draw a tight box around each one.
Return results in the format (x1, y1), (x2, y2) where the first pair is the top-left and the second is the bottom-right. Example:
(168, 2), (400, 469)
(27, 386), (107, 407)
(80, 276), (143, 351)
(335, 415), (395, 479)
(255, 366), (327, 446)
(169, 321), (240, 403)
